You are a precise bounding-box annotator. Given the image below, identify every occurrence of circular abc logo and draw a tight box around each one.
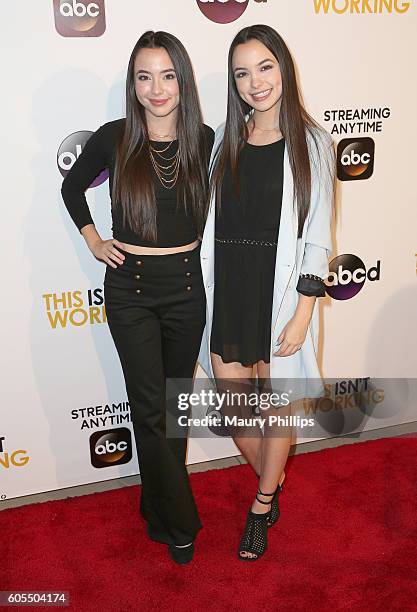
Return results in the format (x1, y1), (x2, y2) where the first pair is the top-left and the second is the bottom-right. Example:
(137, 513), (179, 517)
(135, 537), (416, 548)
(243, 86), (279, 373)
(196, 0), (249, 24)
(325, 254), (381, 300)
(337, 137), (375, 181)
(57, 131), (108, 187)
(89, 428), (132, 468)
(53, 0), (106, 37)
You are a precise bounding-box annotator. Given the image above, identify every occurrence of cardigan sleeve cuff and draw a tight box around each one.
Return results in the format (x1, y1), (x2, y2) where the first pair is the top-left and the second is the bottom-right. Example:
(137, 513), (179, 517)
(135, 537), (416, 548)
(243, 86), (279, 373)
(296, 274), (326, 298)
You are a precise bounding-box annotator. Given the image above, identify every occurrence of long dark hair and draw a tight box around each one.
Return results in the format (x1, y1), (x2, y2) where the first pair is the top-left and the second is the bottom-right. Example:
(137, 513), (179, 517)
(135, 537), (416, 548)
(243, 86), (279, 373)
(212, 24), (326, 237)
(112, 31), (209, 242)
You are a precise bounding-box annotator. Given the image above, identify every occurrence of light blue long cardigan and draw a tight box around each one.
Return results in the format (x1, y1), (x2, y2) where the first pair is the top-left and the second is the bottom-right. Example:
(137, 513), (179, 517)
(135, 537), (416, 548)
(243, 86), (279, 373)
(198, 122), (335, 395)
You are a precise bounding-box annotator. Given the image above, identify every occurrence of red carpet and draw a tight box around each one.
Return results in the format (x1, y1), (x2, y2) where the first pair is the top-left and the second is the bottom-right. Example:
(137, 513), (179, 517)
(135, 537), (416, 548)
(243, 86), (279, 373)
(2, 438), (417, 612)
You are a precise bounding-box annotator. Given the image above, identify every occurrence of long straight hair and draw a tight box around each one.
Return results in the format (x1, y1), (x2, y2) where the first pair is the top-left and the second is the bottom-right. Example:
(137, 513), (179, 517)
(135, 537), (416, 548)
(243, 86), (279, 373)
(112, 31), (209, 242)
(212, 24), (322, 237)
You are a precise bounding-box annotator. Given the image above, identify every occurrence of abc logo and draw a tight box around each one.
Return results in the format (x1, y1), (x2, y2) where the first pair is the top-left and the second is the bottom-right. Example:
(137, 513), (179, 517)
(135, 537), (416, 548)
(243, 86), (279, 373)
(89, 428), (132, 468)
(325, 254), (381, 300)
(57, 131), (108, 187)
(53, 0), (106, 37)
(196, 0), (249, 24)
(337, 137), (375, 181)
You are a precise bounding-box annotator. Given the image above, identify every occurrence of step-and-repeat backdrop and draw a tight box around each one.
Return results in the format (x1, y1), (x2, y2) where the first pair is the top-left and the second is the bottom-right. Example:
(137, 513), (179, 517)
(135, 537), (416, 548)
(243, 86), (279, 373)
(1, 0), (416, 500)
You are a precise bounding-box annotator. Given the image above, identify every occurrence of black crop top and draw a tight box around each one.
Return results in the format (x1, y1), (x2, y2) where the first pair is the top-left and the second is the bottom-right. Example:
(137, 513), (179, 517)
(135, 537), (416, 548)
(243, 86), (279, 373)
(61, 119), (215, 247)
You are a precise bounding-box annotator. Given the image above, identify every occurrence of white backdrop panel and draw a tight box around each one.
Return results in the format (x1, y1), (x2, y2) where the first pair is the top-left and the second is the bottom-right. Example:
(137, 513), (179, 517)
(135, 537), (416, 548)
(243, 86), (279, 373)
(1, 0), (416, 500)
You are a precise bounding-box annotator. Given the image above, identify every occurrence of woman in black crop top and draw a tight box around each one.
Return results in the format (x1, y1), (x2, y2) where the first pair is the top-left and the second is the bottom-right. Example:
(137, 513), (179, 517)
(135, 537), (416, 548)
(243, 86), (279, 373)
(61, 30), (214, 565)
(203, 25), (335, 561)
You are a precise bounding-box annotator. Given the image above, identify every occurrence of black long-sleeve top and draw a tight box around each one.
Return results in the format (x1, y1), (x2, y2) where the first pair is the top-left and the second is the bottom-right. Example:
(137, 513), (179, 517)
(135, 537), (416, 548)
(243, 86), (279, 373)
(61, 118), (214, 247)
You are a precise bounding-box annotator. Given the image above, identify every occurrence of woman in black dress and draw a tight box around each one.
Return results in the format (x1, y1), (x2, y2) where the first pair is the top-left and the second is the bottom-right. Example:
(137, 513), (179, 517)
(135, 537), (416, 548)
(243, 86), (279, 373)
(61, 31), (214, 564)
(208, 25), (334, 560)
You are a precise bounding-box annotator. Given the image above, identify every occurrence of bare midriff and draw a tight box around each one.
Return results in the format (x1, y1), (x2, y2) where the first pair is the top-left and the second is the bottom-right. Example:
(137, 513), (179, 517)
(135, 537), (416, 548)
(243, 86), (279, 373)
(118, 239), (200, 256)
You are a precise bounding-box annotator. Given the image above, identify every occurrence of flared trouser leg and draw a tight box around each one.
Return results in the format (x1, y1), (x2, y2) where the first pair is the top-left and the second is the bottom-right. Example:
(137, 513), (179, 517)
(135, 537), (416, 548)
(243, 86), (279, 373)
(104, 246), (205, 546)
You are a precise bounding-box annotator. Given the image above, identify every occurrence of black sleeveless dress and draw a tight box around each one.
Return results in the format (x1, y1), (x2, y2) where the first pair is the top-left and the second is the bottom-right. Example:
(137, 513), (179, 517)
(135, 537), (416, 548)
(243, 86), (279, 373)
(210, 138), (285, 366)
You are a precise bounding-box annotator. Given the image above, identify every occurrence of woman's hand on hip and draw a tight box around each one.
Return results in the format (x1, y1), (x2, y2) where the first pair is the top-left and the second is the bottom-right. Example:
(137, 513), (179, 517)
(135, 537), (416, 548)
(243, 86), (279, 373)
(273, 316), (309, 357)
(90, 238), (126, 268)
(81, 224), (125, 268)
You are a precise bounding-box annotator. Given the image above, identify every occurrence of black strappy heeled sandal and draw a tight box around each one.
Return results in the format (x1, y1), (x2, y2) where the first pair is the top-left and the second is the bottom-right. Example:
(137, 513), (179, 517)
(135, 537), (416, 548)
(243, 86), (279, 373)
(256, 483), (283, 528)
(238, 492), (271, 561)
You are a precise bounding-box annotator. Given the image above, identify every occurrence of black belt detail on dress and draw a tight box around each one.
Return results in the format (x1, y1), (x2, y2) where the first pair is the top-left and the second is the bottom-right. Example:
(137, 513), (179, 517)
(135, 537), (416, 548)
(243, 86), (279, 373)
(215, 237), (278, 247)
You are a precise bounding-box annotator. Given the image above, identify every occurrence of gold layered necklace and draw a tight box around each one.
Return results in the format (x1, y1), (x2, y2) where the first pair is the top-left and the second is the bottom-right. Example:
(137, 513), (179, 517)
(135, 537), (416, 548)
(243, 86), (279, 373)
(149, 138), (180, 189)
(149, 131), (176, 139)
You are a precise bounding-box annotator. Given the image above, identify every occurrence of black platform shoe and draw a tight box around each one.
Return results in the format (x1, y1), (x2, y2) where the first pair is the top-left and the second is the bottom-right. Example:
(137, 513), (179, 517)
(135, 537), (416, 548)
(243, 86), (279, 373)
(168, 542), (195, 565)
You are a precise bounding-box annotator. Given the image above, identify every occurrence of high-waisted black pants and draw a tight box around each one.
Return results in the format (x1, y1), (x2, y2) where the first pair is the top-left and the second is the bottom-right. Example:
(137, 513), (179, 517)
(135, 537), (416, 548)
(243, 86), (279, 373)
(103, 244), (205, 546)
